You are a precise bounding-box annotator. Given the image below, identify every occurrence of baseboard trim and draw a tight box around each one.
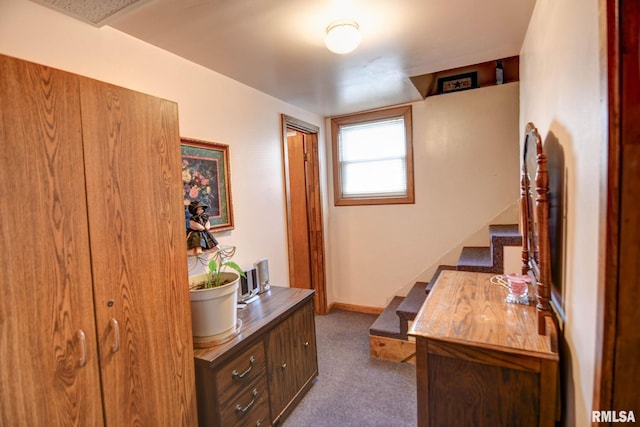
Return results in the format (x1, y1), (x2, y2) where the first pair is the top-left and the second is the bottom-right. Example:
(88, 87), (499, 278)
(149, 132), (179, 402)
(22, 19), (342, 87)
(328, 302), (384, 315)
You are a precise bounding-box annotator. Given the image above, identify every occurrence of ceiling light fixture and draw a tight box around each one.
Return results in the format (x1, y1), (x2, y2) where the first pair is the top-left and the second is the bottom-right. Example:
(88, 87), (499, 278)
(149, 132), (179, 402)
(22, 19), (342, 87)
(325, 20), (361, 54)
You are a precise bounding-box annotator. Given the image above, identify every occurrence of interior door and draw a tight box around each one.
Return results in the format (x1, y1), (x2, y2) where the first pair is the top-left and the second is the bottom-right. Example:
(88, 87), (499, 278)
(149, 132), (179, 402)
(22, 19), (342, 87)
(0, 55), (104, 425)
(282, 115), (327, 314)
(79, 79), (197, 425)
(286, 130), (313, 290)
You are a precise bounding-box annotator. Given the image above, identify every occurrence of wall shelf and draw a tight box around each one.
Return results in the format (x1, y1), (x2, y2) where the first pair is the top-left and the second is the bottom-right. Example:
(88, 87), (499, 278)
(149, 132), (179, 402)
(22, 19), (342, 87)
(410, 56), (519, 98)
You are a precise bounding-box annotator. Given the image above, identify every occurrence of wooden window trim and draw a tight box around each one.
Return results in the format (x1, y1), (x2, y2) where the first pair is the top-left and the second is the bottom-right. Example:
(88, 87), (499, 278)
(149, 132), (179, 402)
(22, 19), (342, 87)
(331, 105), (414, 206)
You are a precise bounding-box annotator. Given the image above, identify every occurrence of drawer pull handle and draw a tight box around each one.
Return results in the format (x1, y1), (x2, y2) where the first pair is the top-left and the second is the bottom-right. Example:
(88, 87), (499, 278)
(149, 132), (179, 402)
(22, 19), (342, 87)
(304, 341), (309, 347)
(232, 356), (255, 380)
(235, 388), (258, 414)
(281, 362), (287, 370)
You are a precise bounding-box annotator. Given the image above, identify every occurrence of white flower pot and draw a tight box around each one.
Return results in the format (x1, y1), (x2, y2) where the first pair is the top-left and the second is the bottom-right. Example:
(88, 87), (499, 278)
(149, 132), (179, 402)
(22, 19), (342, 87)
(189, 272), (240, 347)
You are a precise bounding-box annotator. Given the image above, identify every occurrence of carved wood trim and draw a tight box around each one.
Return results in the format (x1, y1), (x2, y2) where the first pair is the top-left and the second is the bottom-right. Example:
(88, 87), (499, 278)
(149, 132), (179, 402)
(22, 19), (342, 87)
(521, 122), (552, 335)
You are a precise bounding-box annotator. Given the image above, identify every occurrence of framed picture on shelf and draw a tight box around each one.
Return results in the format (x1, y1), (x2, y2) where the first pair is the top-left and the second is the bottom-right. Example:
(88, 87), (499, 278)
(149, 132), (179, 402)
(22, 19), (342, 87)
(437, 71), (478, 94)
(180, 137), (234, 232)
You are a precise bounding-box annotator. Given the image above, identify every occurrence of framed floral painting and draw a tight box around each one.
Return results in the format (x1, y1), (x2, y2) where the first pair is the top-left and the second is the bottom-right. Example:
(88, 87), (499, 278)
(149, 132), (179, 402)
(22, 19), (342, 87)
(180, 137), (234, 232)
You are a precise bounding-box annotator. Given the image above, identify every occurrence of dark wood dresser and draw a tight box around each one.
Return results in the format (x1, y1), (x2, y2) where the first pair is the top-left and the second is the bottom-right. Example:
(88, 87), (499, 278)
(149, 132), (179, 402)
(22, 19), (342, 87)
(409, 270), (559, 427)
(194, 286), (317, 426)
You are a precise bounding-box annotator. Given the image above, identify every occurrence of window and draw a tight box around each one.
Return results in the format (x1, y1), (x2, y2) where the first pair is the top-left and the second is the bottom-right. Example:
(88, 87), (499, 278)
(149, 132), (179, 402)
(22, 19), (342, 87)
(331, 105), (414, 206)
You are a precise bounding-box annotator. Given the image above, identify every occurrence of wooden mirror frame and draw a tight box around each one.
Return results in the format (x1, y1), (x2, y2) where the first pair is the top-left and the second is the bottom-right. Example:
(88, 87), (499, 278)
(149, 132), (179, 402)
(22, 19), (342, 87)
(520, 122), (552, 335)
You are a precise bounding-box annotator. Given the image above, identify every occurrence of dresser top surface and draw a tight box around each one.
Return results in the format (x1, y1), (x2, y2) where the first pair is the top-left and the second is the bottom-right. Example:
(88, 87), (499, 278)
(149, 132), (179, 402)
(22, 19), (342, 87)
(193, 286), (314, 363)
(409, 270), (558, 360)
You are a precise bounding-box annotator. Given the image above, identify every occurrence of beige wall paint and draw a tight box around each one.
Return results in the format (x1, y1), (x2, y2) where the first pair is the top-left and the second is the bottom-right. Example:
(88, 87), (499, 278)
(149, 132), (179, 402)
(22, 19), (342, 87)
(0, 0), (325, 286)
(520, 0), (601, 425)
(327, 83), (520, 309)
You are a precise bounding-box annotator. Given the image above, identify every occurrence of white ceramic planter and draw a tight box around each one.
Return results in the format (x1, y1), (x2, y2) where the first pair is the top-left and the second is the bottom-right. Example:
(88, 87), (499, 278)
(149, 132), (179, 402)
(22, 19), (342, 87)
(189, 272), (239, 345)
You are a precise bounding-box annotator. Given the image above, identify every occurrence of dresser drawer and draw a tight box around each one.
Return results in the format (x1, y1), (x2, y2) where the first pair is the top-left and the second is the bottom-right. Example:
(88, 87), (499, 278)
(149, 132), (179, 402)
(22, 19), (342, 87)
(220, 375), (271, 427)
(216, 340), (266, 405)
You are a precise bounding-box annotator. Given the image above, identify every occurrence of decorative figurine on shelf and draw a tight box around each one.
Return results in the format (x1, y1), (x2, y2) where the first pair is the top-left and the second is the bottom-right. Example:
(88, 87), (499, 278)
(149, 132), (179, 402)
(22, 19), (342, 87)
(495, 59), (504, 85)
(186, 200), (219, 255)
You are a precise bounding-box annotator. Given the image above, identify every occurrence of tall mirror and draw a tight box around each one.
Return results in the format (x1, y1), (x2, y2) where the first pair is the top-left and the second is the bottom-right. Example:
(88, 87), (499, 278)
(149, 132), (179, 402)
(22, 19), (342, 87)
(520, 122), (552, 335)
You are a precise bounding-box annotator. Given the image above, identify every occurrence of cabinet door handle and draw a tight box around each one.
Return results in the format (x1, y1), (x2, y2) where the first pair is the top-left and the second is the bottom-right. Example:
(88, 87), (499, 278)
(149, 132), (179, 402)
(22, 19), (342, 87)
(232, 356), (255, 380)
(281, 362), (287, 370)
(235, 388), (258, 414)
(304, 340), (309, 347)
(77, 330), (87, 367)
(110, 318), (120, 353)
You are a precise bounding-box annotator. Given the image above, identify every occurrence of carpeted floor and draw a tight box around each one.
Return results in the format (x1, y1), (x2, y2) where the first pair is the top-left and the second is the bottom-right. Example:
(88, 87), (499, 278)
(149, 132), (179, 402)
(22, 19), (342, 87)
(281, 309), (417, 427)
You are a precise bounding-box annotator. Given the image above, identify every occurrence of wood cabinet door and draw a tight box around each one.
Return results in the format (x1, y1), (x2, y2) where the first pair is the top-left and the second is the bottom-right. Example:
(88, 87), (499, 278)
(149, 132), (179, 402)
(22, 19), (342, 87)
(0, 55), (104, 425)
(266, 316), (298, 421)
(79, 79), (197, 426)
(291, 300), (318, 390)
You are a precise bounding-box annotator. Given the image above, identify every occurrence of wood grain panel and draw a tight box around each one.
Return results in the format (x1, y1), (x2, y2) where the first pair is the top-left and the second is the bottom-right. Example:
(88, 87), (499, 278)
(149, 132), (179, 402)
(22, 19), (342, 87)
(79, 79), (196, 426)
(291, 299), (318, 390)
(411, 271), (557, 359)
(266, 315), (297, 421)
(369, 335), (417, 363)
(305, 131), (328, 314)
(411, 271), (559, 426)
(428, 353), (540, 427)
(594, 1), (640, 418)
(427, 340), (541, 373)
(281, 115), (327, 315)
(0, 54), (104, 426)
(286, 131), (312, 290)
(219, 375), (271, 427)
(215, 340), (266, 405)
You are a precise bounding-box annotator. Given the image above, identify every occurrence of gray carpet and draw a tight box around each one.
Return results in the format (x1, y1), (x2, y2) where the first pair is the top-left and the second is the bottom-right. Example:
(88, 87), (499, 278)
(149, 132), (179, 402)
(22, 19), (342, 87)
(281, 309), (417, 426)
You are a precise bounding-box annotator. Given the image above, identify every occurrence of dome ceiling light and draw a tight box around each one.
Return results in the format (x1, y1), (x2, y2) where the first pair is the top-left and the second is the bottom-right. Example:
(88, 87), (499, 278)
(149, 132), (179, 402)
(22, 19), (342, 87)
(325, 20), (361, 54)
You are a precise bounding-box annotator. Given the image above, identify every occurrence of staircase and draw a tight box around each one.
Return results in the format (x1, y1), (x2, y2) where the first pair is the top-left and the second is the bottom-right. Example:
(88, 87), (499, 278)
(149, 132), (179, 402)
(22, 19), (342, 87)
(368, 224), (522, 364)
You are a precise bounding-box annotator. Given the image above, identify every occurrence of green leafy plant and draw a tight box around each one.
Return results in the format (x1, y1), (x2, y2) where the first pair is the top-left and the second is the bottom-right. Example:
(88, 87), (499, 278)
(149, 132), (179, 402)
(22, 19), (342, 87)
(204, 256), (245, 288)
(190, 245), (246, 290)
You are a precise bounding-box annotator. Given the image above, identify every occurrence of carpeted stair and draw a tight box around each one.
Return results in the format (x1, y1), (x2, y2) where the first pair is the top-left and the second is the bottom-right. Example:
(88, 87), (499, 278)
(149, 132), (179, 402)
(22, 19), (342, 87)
(369, 224), (522, 363)
(457, 224), (523, 273)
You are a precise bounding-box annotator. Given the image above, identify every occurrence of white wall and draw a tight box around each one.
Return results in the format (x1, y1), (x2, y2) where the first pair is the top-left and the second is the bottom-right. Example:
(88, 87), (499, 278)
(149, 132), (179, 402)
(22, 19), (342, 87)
(520, 0), (602, 425)
(0, 0), (324, 286)
(327, 83), (520, 309)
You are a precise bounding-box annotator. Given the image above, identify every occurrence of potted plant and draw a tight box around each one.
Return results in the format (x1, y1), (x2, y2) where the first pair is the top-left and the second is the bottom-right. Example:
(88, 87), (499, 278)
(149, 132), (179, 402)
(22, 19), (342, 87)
(188, 246), (245, 347)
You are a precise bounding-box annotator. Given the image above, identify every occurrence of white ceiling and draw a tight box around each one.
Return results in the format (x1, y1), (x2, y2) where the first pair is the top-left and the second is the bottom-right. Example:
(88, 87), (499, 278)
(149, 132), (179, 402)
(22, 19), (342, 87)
(37, 0), (538, 117)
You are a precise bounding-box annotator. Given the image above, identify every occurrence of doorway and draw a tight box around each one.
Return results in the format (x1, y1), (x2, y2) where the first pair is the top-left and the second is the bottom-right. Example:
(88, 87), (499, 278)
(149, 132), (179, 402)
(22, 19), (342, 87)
(281, 115), (327, 315)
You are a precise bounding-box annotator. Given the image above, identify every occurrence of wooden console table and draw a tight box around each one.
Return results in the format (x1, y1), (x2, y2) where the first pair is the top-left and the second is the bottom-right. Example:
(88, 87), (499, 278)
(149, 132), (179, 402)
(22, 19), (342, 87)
(409, 270), (559, 427)
(194, 286), (317, 426)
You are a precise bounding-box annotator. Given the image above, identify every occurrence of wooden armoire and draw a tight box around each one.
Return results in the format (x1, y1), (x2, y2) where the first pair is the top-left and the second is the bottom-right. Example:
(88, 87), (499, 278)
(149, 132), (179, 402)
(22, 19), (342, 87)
(0, 54), (197, 426)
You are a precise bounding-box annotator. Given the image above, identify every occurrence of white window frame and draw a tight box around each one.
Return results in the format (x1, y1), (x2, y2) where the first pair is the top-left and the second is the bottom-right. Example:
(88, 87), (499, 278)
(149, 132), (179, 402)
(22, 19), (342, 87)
(331, 105), (414, 206)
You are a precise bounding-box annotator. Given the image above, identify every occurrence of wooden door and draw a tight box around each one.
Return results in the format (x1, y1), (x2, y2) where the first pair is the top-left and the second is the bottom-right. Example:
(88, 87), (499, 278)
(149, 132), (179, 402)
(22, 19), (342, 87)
(286, 130), (313, 290)
(79, 79), (197, 426)
(281, 115), (327, 314)
(0, 55), (104, 425)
